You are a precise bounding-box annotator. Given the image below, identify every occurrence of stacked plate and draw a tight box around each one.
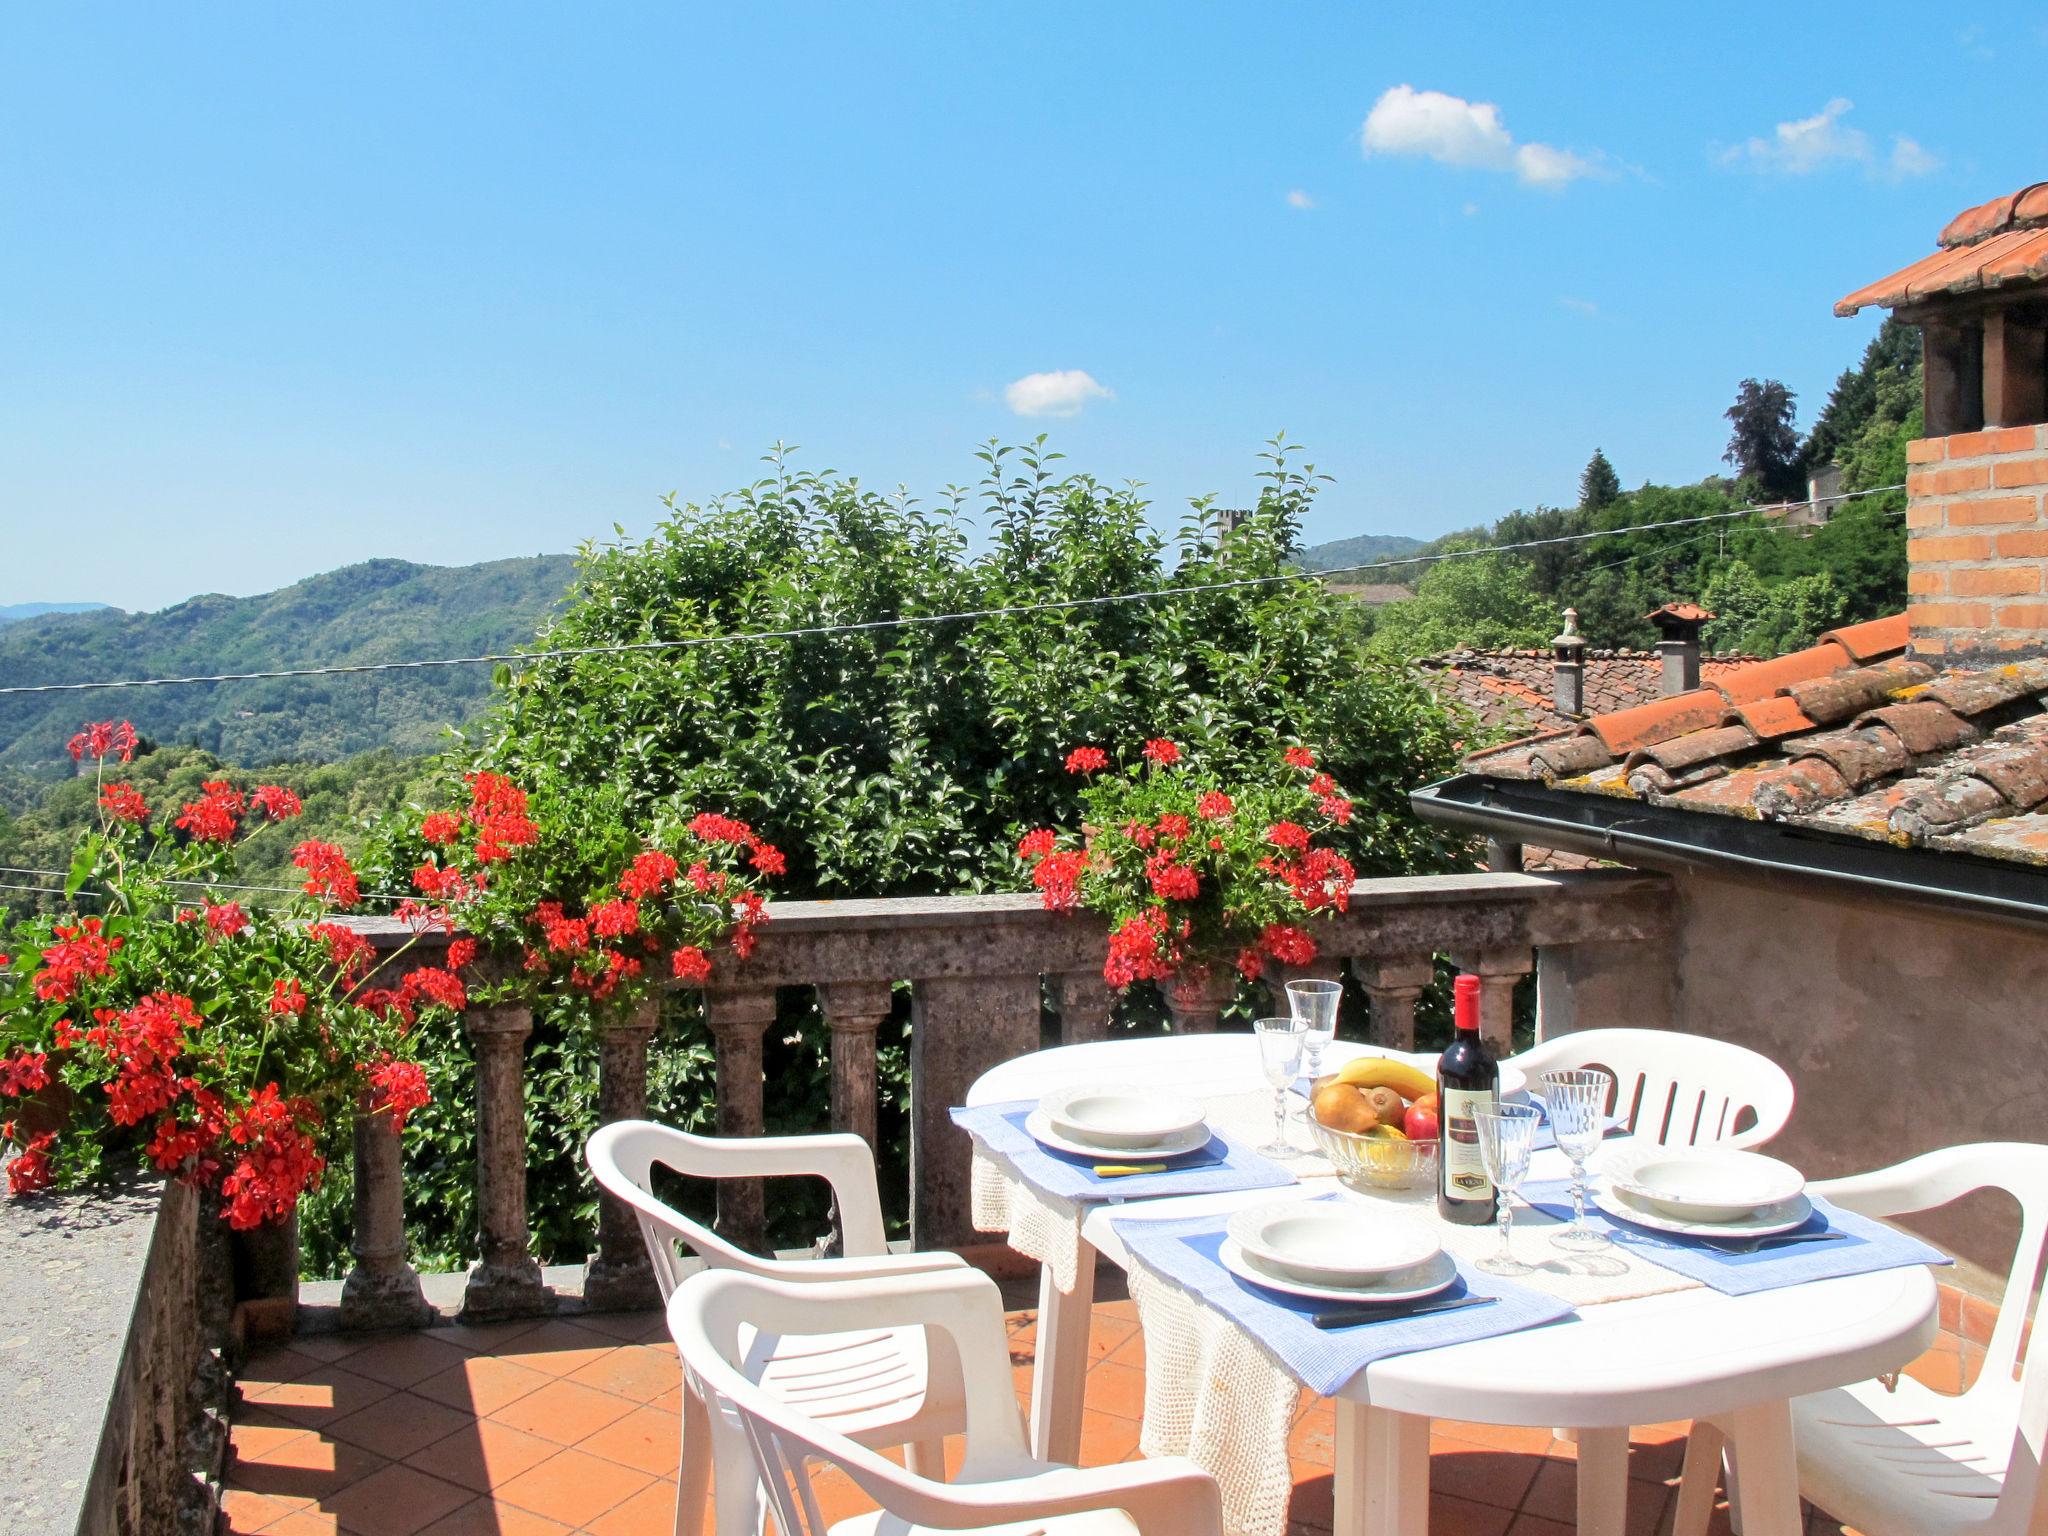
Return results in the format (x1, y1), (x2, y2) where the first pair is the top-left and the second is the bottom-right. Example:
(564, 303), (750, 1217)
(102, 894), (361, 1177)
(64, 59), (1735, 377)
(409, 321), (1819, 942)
(1595, 1147), (1811, 1238)
(1027, 1085), (1210, 1159)
(1220, 1202), (1457, 1303)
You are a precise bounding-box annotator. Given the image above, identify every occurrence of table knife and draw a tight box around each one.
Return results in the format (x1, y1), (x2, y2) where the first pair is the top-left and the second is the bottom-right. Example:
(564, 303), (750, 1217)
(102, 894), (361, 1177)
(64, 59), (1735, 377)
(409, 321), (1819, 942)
(1700, 1230), (1849, 1255)
(1092, 1157), (1226, 1178)
(1311, 1295), (1498, 1330)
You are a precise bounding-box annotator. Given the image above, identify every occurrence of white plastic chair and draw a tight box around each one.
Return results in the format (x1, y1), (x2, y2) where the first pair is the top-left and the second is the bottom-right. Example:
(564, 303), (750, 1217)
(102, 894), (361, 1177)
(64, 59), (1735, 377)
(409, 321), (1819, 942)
(671, 1263), (1224, 1536)
(587, 1120), (970, 1536)
(1673, 1142), (2048, 1536)
(1508, 1027), (1795, 1149)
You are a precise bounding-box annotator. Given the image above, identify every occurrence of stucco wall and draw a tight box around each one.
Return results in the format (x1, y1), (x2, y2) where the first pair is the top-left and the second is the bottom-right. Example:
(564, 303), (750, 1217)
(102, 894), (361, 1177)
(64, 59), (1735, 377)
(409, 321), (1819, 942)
(1664, 867), (2042, 1282)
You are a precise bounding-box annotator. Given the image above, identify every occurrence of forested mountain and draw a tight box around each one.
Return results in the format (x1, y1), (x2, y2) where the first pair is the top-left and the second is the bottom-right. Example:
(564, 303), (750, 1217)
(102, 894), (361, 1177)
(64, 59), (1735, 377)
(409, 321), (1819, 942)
(0, 556), (578, 776)
(1294, 531), (1426, 572)
(0, 602), (109, 625)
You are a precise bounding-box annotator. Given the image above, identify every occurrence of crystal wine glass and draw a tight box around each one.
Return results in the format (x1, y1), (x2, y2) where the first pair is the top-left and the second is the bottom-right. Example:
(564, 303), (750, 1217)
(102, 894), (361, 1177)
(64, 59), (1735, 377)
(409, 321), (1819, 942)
(1473, 1101), (1542, 1276)
(1253, 1017), (1308, 1157)
(1285, 979), (1341, 1092)
(1541, 1068), (1614, 1251)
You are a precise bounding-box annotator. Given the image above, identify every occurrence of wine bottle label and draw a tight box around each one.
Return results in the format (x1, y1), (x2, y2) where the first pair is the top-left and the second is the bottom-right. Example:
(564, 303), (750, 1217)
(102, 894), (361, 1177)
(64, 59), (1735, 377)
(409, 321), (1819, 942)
(1441, 1086), (1497, 1202)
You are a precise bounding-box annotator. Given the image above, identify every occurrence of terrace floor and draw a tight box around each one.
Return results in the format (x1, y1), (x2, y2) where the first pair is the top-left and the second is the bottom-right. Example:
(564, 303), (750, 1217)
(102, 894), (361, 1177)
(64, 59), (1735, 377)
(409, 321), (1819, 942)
(221, 1284), (1993, 1536)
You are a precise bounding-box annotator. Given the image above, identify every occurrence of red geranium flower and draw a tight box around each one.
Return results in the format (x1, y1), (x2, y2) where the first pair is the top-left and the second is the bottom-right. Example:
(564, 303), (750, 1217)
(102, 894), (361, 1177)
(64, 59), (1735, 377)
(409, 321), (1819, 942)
(1196, 791), (1234, 820)
(250, 785), (304, 821)
(293, 842), (361, 906)
(670, 945), (712, 983)
(99, 783), (150, 824)
(1266, 821), (1311, 853)
(1283, 746), (1316, 769)
(67, 721), (137, 763)
(175, 781), (245, 844)
(618, 849), (679, 898)
(364, 1059), (430, 1131)
(269, 979), (309, 1016)
(1064, 746), (1108, 775)
(1016, 828), (1058, 862)
(6, 1130), (56, 1195)
(688, 812), (753, 845)
(0, 1050), (50, 1098)
(1142, 739), (1181, 766)
(420, 811), (464, 846)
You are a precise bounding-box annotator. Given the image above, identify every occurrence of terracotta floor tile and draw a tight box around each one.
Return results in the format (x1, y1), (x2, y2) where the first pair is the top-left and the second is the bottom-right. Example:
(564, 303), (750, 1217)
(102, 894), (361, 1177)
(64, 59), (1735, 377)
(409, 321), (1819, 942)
(1076, 1407), (1142, 1465)
(1428, 1439), (1541, 1511)
(576, 1403), (684, 1477)
(341, 1332), (477, 1391)
(244, 1366), (395, 1431)
(229, 1418), (313, 1464)
(417, 1498), (575, 1536)
(1439, 1420), (1554, 1457)
(583, 1479), (692, 1536)
(1516, 1454), (1671, 1534)
(565, 1342), (682, 1402)
(241, 1345), (325, 1390)
(1905, 1347), (1964, 1394)
(1288, 1470), (1333, 1529)
(325, 1390), (476, 1460)
(226, 1429), (388, 1506)
(491, 1376), (638, 1445)
(1087, 1311), (1140, 1364)
(1503, 1515), (1573, 1536)
(494, 1445), (653, 1527)
(1083, 1360), (1149, 1421)
(498, 1318), (623, 1378)
(423, 1316), (548, 1355)
(1427, 1492), (1515, 1536)
(407, 1418), (564, 1494)
(1290, 1408), (1337, 1470)
(260, 1510), (344, 1535)
(293, 1333), (372, 1365)
(414, 1355), (556, 1417)
(221, 1486), (313, 1532)
(322, 1461), (476, 1536)
(578, 1310), (667, 1342)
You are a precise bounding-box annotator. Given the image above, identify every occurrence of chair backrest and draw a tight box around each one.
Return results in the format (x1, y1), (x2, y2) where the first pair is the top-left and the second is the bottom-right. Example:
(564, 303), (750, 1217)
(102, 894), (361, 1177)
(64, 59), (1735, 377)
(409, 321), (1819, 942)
(1511, 1027), (1794, 1149)
(585, 1120), (888, 1298)
(1812, 1142), (2048, 1532)
(670, 1266), (1029, 1536)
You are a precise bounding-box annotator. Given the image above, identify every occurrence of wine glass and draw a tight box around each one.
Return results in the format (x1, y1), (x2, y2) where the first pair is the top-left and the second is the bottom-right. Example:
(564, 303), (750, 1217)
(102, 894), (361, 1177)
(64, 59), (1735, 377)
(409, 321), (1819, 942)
(1472, 1102), (1542, 1276)
(1253, 1017), (1308, 1158)
(1285, 979), (1341, 1092)
(1541, 1068), (1613, 1251)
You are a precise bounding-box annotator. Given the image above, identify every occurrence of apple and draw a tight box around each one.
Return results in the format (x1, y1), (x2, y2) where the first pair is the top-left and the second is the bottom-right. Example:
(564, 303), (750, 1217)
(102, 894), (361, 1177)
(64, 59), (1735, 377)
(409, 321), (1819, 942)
(1403, 1103), (1440, 1142)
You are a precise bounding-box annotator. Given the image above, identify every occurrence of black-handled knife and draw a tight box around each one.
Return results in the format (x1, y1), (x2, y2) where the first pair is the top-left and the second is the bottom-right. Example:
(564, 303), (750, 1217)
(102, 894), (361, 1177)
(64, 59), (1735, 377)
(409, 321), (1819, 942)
(1311, 1295), (1498, 1330)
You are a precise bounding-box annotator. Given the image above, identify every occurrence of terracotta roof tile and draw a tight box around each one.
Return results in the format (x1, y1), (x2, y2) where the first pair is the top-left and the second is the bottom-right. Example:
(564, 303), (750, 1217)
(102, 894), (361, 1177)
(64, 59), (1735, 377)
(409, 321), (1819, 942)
(1416, 647), (1760, 738)
(1838, 182), (2048, 314)
(1458, 612), (2048, 871)
(1819, 613), (1911, 662)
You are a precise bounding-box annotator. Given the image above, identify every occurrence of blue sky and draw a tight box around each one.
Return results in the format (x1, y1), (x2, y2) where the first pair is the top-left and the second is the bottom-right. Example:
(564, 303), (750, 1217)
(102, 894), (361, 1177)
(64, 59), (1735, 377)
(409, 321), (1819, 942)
(3, 4), (2040, 612)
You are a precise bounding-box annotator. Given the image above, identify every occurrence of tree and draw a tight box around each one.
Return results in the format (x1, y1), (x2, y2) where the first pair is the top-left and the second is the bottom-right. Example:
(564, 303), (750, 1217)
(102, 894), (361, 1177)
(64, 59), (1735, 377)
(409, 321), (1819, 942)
(1805, 319), (1920, 471)
(1724, 378), (1804, 502)
(1365, 552), (1557, 660)
(1578, 449), (1621, 511)
(1701, 560), (1848, 655)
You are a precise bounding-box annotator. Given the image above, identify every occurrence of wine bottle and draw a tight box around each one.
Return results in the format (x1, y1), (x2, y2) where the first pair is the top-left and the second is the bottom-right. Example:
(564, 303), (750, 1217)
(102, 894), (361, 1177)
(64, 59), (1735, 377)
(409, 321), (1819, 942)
(1436, 973), (1499, 1225)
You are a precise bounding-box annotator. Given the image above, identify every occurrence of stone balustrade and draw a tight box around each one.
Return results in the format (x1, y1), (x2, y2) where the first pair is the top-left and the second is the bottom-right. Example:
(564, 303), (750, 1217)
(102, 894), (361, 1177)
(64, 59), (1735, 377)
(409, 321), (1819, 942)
(332, 869), (1672, 1327)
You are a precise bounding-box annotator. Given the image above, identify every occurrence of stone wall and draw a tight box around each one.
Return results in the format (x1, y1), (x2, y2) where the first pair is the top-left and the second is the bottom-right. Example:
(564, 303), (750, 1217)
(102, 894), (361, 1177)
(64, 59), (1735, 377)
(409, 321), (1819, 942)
(1660, 868), (2047, 1283)
(0, 1177), (226, 1536)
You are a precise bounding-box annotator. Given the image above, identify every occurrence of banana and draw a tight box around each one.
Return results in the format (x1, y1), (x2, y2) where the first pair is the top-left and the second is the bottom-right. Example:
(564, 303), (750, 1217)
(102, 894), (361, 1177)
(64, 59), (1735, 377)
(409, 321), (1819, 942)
(1334, 1057), (1435, 1101)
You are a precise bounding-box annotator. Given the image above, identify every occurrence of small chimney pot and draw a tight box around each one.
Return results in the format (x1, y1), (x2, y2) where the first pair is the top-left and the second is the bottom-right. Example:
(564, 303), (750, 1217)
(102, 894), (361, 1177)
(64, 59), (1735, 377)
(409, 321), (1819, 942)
(1551, 607), (1587, 717)
(1645, 602), (1712, 697)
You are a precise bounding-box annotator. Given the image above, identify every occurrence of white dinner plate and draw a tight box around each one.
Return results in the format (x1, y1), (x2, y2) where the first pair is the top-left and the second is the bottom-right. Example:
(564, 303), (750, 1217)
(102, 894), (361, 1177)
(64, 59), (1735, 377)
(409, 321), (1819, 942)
(1225, 1201), (1441, 1287)
(1024, 1108), (1213, 1162)
(1039, 1084), (1206, 1150)
(1593, 1182), (1814, 1240)
(1219, 1238), (1460, 1305)
(1610, 1148), (1806, 1223)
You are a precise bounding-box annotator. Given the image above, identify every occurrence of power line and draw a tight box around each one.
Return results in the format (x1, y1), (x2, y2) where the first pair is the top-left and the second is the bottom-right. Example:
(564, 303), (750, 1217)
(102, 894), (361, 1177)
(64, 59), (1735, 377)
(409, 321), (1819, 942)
(0, 485), (1905, 699)
(0, 866), (417, 904)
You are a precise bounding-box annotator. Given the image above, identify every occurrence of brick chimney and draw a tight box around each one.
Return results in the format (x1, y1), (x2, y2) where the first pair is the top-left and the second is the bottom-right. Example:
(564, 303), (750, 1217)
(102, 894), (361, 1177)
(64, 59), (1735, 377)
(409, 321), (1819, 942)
(1645, 602), (1712, 695)
(1551, 608), (1586, 716)
(1838, 182), (2048, 661)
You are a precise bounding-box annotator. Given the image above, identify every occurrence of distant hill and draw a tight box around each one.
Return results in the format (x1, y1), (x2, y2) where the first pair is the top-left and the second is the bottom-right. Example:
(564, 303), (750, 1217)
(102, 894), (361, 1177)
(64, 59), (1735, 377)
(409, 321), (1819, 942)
(0, 602), (111, 626)
(0, 556), (579, 776)
(1294, 532), (1426, 575)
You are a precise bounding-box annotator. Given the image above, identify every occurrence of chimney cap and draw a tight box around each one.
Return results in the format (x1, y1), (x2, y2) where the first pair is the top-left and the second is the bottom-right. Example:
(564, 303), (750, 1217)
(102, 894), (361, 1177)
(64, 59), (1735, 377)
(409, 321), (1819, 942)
(1646, 601), (1714, 640)
(1551, 607), (1585, 653)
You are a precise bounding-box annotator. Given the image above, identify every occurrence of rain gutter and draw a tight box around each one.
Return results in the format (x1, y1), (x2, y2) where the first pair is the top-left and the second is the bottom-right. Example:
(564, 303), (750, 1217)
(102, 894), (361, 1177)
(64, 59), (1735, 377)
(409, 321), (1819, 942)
(1411, 774), (2048, 930)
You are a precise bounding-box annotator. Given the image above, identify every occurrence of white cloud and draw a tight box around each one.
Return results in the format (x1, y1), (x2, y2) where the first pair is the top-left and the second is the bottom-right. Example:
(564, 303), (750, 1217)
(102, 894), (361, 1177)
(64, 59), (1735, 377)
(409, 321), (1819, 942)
(1888, 135), (1942, 179)
(1720, 99), (1939, 179)
(1361, 84), (1599, 189)
(1285, 188), (1317, 210)
(1559, 296), (1598, 315)
(1461, 201), (1480, 217)
(1003, 370), (1113, 418)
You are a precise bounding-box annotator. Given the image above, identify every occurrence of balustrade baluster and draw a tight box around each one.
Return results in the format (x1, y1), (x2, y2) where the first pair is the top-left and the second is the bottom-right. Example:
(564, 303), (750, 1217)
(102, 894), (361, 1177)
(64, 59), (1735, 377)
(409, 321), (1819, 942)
(462, 1004), (553, 1320)
(817, 981), (891, 1148)
(704, 984), (778, 1253)
(1359, 957), (1437, 1051)
(339, 1101), (431, 1329)
(583, 999), (663, 1311)
(909, 974), (1040, 1248)
(1052, 970), (1115, 1044)
(1445, 947), (1533, 1056)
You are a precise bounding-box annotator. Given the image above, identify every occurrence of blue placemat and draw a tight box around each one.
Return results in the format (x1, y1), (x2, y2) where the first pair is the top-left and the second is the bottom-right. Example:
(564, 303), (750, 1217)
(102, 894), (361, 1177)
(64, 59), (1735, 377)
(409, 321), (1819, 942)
(951, 1101), (1296, 1205)
(1521, 1179), (1952, 1296)
(1113, 1198), (1576, 1396)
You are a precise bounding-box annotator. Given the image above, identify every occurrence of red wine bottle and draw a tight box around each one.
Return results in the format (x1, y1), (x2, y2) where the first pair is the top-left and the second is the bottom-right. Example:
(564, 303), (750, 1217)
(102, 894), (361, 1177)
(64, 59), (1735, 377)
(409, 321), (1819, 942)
(1436, 973), (1499, 1225)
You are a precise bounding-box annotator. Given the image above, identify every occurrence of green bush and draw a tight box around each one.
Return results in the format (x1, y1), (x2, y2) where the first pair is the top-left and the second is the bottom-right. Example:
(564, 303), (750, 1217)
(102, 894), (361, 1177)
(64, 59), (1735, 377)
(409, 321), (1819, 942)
(315, 439), (1475, 1275)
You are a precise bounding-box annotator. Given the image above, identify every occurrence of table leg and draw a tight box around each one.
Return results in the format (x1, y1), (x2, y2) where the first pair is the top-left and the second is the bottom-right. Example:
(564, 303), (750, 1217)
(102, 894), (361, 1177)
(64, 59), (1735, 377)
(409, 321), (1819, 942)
(1334, 1399), (1428, 1536)
(1029, 1243), (1096, 1464)
(1575, 1427), (1630, 1536)
(1723, 1399), (1802, 1536)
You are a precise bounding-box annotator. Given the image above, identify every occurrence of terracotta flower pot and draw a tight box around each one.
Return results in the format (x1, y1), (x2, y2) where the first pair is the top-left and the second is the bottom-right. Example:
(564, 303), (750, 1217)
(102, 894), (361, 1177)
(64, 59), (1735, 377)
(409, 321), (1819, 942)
(230, 1209), (301, 1345)
(1165, 966), (1236, 1034)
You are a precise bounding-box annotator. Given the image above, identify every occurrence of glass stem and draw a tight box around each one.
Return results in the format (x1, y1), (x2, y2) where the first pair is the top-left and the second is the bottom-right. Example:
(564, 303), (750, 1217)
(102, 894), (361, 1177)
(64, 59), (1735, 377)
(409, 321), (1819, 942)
(1496, 1196), (1514, 1263)
(1570, 1159), (1588, 1231)
(1273, 1088), (1286, 1145)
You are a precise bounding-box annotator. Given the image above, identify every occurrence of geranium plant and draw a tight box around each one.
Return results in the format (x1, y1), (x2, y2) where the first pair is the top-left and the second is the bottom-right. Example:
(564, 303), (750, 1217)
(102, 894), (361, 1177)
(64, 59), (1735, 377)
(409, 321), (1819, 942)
(1017, 739), (1357, 988)
(0, 723), (466, 1225)
(396, 767), (779, 1023)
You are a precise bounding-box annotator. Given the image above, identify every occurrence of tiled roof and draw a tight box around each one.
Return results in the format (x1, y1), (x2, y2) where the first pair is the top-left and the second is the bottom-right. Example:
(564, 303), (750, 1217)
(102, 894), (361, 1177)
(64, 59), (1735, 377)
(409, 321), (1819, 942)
(1837, 181), (2048, 315)
(1461, 612), (2048, 868)
(1419, 647), (1761, 737)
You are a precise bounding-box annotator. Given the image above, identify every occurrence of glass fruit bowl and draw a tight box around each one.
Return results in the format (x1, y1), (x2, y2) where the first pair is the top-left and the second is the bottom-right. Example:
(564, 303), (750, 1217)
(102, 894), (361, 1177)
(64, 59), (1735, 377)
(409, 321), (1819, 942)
(1305, 1072), (1439, 1191)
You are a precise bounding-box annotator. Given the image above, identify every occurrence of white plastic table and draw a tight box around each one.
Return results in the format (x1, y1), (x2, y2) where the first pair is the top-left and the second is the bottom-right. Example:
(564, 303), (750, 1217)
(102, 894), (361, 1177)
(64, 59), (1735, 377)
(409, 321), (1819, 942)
(967, 1034), (1938, 1536)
